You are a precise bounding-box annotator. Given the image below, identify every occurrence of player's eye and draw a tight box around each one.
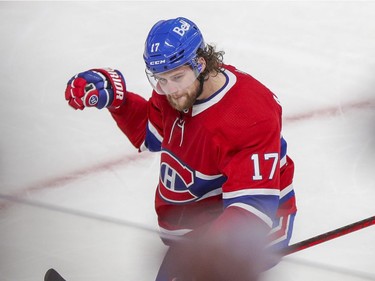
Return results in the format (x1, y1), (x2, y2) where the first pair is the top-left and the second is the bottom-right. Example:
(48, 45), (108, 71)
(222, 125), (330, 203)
(153, 75), (167, 85)
(158, 78), (168, 85)
(171, 74), (183, 82)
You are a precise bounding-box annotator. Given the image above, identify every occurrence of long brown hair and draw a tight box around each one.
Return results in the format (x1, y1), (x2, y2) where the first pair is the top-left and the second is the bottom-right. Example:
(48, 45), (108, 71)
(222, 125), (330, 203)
(197, 44), (225, 79)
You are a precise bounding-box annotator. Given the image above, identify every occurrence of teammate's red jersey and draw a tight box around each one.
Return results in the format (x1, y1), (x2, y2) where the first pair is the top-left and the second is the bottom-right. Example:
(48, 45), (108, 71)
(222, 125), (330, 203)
(110, 64), (296, 243)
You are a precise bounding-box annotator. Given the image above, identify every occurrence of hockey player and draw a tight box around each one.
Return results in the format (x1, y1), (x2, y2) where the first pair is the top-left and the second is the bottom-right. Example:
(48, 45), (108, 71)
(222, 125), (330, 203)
(65, 17), (297, 281)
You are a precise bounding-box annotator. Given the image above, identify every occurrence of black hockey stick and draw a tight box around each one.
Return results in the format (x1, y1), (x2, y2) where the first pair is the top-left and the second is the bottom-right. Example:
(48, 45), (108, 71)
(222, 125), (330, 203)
(279, 215), (375, 256)
(45, 268), (65, 281)
(44, 216), (375, 281)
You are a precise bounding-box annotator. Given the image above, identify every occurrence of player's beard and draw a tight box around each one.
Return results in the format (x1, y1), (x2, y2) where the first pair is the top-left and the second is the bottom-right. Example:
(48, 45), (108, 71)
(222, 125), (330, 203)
(166, 79), (201, 112)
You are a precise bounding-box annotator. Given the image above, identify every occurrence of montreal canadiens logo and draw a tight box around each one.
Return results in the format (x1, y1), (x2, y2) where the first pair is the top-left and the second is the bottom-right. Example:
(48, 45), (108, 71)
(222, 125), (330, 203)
(158, 151), (197, 203)
(88, 95), (98, 106)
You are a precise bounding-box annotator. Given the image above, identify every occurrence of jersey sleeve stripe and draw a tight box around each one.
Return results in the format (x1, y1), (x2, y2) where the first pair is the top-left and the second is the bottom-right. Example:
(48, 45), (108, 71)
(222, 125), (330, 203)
(224, 195), (279, 227)
(195, 171), (224, 181)
(280, 155), (287, 167)
(159, 226), (193, 237)
(280, 136), (287, 158)
(280, 183), (294, 198)
(144, 121), (163, 151)
(148, 121), (163, 142)
(223, 188), (280, 199)
(139, 141), (148, 152)
(267, 214), (292, 247)
(280, 136), (288, 167)
(228, 203), (273, 228)
(196, 187), (222, 201)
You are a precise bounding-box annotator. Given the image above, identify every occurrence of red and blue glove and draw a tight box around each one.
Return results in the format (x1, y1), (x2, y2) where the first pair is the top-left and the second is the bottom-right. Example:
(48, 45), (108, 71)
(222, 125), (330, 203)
(65, 68), (126, 110)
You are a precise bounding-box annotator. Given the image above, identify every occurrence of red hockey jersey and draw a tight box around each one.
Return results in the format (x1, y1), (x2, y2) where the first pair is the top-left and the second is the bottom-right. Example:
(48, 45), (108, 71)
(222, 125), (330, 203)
(109, 64), (296, 242)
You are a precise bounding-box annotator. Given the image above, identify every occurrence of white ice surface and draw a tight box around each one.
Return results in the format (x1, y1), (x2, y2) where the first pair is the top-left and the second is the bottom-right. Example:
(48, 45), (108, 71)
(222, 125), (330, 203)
(0, 2), (375, 281)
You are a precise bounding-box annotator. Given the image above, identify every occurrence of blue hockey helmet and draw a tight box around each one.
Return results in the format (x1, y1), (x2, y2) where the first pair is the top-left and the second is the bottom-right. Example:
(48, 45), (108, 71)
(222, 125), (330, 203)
(143, 17), (205, 74)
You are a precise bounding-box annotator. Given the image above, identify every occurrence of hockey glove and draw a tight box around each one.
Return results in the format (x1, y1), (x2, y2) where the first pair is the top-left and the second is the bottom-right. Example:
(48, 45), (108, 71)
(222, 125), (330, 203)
(65, 68), (126, 110)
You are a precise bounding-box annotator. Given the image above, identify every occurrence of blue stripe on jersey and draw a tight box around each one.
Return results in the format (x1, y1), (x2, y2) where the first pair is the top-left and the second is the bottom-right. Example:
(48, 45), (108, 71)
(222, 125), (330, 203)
(144, 125), (162, 152)
(223, 194), (279, 222)
(268, 213), (296, 253)
(281, 137), (287, 159)
(279, 189), (295, 205)
(190, 176), (227, 197)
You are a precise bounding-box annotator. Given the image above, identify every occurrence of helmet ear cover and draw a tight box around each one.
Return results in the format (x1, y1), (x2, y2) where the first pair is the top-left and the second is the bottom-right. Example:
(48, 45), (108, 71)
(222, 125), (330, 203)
(195, 56), (206, 75)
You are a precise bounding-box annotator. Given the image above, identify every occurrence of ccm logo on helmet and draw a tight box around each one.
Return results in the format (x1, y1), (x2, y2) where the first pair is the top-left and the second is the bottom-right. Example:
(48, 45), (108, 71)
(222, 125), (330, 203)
(150, 60), (166, 65)
(173, 19), (190, 36)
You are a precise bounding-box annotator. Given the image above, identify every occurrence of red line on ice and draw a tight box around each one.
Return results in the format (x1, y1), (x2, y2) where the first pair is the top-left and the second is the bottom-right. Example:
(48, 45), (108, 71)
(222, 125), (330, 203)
(0, 153), (142, 209)
(1, 98), (374, 210)
(284, 99), (375, 123)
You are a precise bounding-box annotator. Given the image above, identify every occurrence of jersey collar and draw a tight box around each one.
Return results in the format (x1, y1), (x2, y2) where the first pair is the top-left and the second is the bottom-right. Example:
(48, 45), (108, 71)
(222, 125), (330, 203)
(191, 69), (237, 117)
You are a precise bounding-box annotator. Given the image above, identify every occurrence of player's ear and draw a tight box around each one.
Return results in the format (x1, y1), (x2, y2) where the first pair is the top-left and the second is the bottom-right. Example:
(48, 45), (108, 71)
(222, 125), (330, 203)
(196, 57), (206, 74)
